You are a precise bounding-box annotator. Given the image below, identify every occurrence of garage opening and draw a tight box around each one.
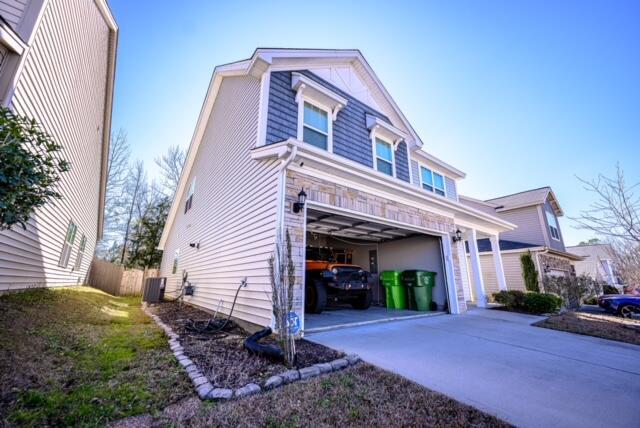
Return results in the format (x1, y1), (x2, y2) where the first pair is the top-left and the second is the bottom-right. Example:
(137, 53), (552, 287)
(303, 208), (449, 333)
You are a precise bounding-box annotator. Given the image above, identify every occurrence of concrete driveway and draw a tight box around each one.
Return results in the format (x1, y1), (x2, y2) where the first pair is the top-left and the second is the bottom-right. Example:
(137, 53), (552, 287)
(308, 308), (640, 428)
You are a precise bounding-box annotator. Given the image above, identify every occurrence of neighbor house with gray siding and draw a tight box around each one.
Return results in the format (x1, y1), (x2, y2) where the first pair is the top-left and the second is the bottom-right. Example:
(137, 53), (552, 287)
(460, 187), (583, 297)
(0, 0), (117, 291)
(158, 49), (519, 332)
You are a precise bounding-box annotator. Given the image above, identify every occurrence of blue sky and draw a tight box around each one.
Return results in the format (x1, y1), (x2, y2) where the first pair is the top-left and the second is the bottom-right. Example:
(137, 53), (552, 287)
(109, 0), (639, 245)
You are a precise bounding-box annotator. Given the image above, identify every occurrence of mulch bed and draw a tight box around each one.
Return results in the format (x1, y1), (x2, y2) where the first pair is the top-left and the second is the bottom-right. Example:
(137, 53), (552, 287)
(534, 311), (640, 346)
(148, 301), (343, 389)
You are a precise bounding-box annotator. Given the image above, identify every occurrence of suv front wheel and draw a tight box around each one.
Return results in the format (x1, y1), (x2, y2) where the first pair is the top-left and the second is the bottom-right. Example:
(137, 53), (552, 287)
(351, 290), (372, 310)
(305, 280), (327, 314)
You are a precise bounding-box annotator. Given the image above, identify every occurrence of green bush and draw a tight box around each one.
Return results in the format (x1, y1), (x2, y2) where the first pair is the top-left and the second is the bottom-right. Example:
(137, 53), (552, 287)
(583, 296), (598, 305)
(523, 292), (563, 314)
(492, 290), (526, 309)
(520, 251), (540, 292)
(602, 284), (619, 295)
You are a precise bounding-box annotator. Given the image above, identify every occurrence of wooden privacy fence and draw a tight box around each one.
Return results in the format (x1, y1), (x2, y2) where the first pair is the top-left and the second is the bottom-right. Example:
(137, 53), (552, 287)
(88, 258), (159, 296)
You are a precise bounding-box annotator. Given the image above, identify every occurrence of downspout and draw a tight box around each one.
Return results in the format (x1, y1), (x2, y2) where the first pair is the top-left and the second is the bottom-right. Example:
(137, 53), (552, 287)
(277, 145), (298, 236)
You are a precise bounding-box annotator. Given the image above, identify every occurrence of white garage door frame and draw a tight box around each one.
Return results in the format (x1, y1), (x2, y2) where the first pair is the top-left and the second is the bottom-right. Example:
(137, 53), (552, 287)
(301, 201), (461, 333)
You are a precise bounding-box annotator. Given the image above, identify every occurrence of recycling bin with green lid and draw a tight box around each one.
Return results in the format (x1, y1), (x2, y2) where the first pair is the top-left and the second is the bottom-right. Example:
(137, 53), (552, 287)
(380, 270), (407, 309)
(401, 270), (436, 311)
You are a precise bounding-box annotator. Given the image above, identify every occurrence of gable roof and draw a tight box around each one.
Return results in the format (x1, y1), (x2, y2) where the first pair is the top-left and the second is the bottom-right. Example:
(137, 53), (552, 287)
(485, 187), (564, 216)
(159, 48), (465, 249)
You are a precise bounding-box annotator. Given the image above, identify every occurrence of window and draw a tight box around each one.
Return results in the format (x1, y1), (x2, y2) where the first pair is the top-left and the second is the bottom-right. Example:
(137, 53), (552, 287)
(58, 221), (77, 268)
(375, 138), (393, 176)
(546, 210), (560, 240)
(73, 234), (86, 271)
(302, 101), (329, 150)
(420, 166), (446, 196)
(184, 177), (196, 213)
(172, 249), (179, 274)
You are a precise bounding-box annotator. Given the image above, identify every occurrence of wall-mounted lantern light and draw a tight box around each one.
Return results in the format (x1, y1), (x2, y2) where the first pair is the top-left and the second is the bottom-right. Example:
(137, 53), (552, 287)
(293, 188), (307, 213)
(451, 229), (463, 243)
(189, 242), (200, 249)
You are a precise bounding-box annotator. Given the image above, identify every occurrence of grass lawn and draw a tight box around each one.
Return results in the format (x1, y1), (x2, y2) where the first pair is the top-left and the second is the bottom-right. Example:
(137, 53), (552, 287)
(1, 287), (508, 427)
(0, 287), (192, 426)
(535, 311), (640, 346)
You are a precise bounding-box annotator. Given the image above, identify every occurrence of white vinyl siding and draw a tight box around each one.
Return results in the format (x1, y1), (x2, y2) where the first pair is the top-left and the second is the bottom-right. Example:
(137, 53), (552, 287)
(0, 0), (28, 30)
(466, 252), (528, 298)
(495, 206), (546, 246)
(159, 75), (281, 327)
(0, 0), (112, 290)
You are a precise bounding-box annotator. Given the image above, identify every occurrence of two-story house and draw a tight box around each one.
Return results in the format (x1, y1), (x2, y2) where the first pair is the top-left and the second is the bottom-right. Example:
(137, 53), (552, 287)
(567, 243), (623, 290)
(158, 49), (516, 333)
(0, 0), (117, 292)
(460, 187), (584, 298)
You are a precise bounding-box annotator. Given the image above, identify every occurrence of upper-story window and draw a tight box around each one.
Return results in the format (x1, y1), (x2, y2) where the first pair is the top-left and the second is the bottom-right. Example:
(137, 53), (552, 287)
(292, 72), (347, 153)
(375, 137), (394, 176)
(546, 209), (560, 240)
(58, 221), (78, 268)
(302, 102), (329, 150)
(420, 166), (445, 196)
(185, 177), (196, 213)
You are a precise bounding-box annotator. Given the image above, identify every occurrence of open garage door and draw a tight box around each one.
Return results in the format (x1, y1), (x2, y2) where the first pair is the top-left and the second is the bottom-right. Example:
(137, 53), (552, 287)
(303, 207), (451, 333)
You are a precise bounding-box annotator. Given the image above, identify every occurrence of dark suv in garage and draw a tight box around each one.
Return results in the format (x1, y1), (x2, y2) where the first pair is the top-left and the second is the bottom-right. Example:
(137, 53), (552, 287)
(305, 261), (372, 313)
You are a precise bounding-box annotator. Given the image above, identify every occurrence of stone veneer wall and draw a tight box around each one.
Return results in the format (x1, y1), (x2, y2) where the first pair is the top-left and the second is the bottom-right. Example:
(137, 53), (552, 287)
(283, 169), (468, 324)
(539, 254), (573, 275)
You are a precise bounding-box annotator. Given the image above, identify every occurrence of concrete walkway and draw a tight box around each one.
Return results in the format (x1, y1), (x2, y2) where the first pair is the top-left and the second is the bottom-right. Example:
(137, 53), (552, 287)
(308, 308), (640, 428)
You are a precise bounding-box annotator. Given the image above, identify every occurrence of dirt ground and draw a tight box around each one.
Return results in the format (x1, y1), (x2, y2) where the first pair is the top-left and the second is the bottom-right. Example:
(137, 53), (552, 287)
(535, 310), (640, 346)
(148, 301), (343, 388)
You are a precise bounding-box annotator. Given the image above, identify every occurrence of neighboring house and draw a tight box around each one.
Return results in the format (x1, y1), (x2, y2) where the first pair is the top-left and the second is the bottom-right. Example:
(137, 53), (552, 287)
(567, 244), (622, 288)
(158, 48), (516, 332)
(460, 187), (584, 298)
(0, 0), (117, 291)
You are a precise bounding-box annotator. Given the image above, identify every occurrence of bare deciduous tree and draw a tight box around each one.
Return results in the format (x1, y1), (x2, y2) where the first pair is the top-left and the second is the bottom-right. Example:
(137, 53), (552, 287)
(120, 160), (147, 264)
(155, 144), (186, 197)
(571, 164), (640, 287)
(96, 129), (130, 257)
(572, 164), (640, 243)
(268, 229), (297, 366)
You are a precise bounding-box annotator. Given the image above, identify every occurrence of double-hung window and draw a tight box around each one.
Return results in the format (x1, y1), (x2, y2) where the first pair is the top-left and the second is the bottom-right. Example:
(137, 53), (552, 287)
(546, 210), (560, 240)
(172, 249), (180, 274)
(375, 138), (393, 176)
(73, 234), (86, 271)
(184, 177), (196, 213)
(420, 166), (446, 196)
(302, 102), (329, 150)
(59, 221), (78, 268)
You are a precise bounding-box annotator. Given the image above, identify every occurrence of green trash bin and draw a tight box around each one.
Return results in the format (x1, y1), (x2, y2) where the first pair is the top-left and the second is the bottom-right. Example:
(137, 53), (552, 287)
(380, 271), (406, 309)
(401, 270), (436, 311)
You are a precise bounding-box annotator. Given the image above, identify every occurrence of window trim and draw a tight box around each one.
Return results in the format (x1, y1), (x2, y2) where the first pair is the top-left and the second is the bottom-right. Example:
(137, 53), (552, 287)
(172, 249), (180, 274)
(58, 221), (78, 268)
(545, 209), (561, 241)
(372, 135), (395, 177)
(73, 234), (87, 271)
(185, 177), (196, 213)
(419, 164), (447, 197)
(297, 97), (333, 152)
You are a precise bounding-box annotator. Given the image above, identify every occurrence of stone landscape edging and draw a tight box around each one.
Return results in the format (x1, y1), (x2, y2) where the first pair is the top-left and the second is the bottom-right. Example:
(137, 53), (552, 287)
(142, 303), (360, 400)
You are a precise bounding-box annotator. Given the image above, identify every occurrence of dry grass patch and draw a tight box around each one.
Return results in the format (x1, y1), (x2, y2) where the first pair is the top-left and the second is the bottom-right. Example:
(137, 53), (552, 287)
(535, 311), (640, 346)
(0, 287), (191, 427)
(149, 364), (509, 427)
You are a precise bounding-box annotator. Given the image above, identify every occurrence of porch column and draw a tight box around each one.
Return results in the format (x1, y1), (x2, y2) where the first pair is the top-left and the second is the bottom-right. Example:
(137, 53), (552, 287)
(490, 235), (508, 291)
(467, 229), (488, 307)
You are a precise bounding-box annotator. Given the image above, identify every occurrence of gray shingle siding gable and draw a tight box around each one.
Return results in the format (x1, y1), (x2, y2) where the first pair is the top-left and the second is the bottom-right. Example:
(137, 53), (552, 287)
(395, 141), (410, 182)
(265, 70), (410, 182)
